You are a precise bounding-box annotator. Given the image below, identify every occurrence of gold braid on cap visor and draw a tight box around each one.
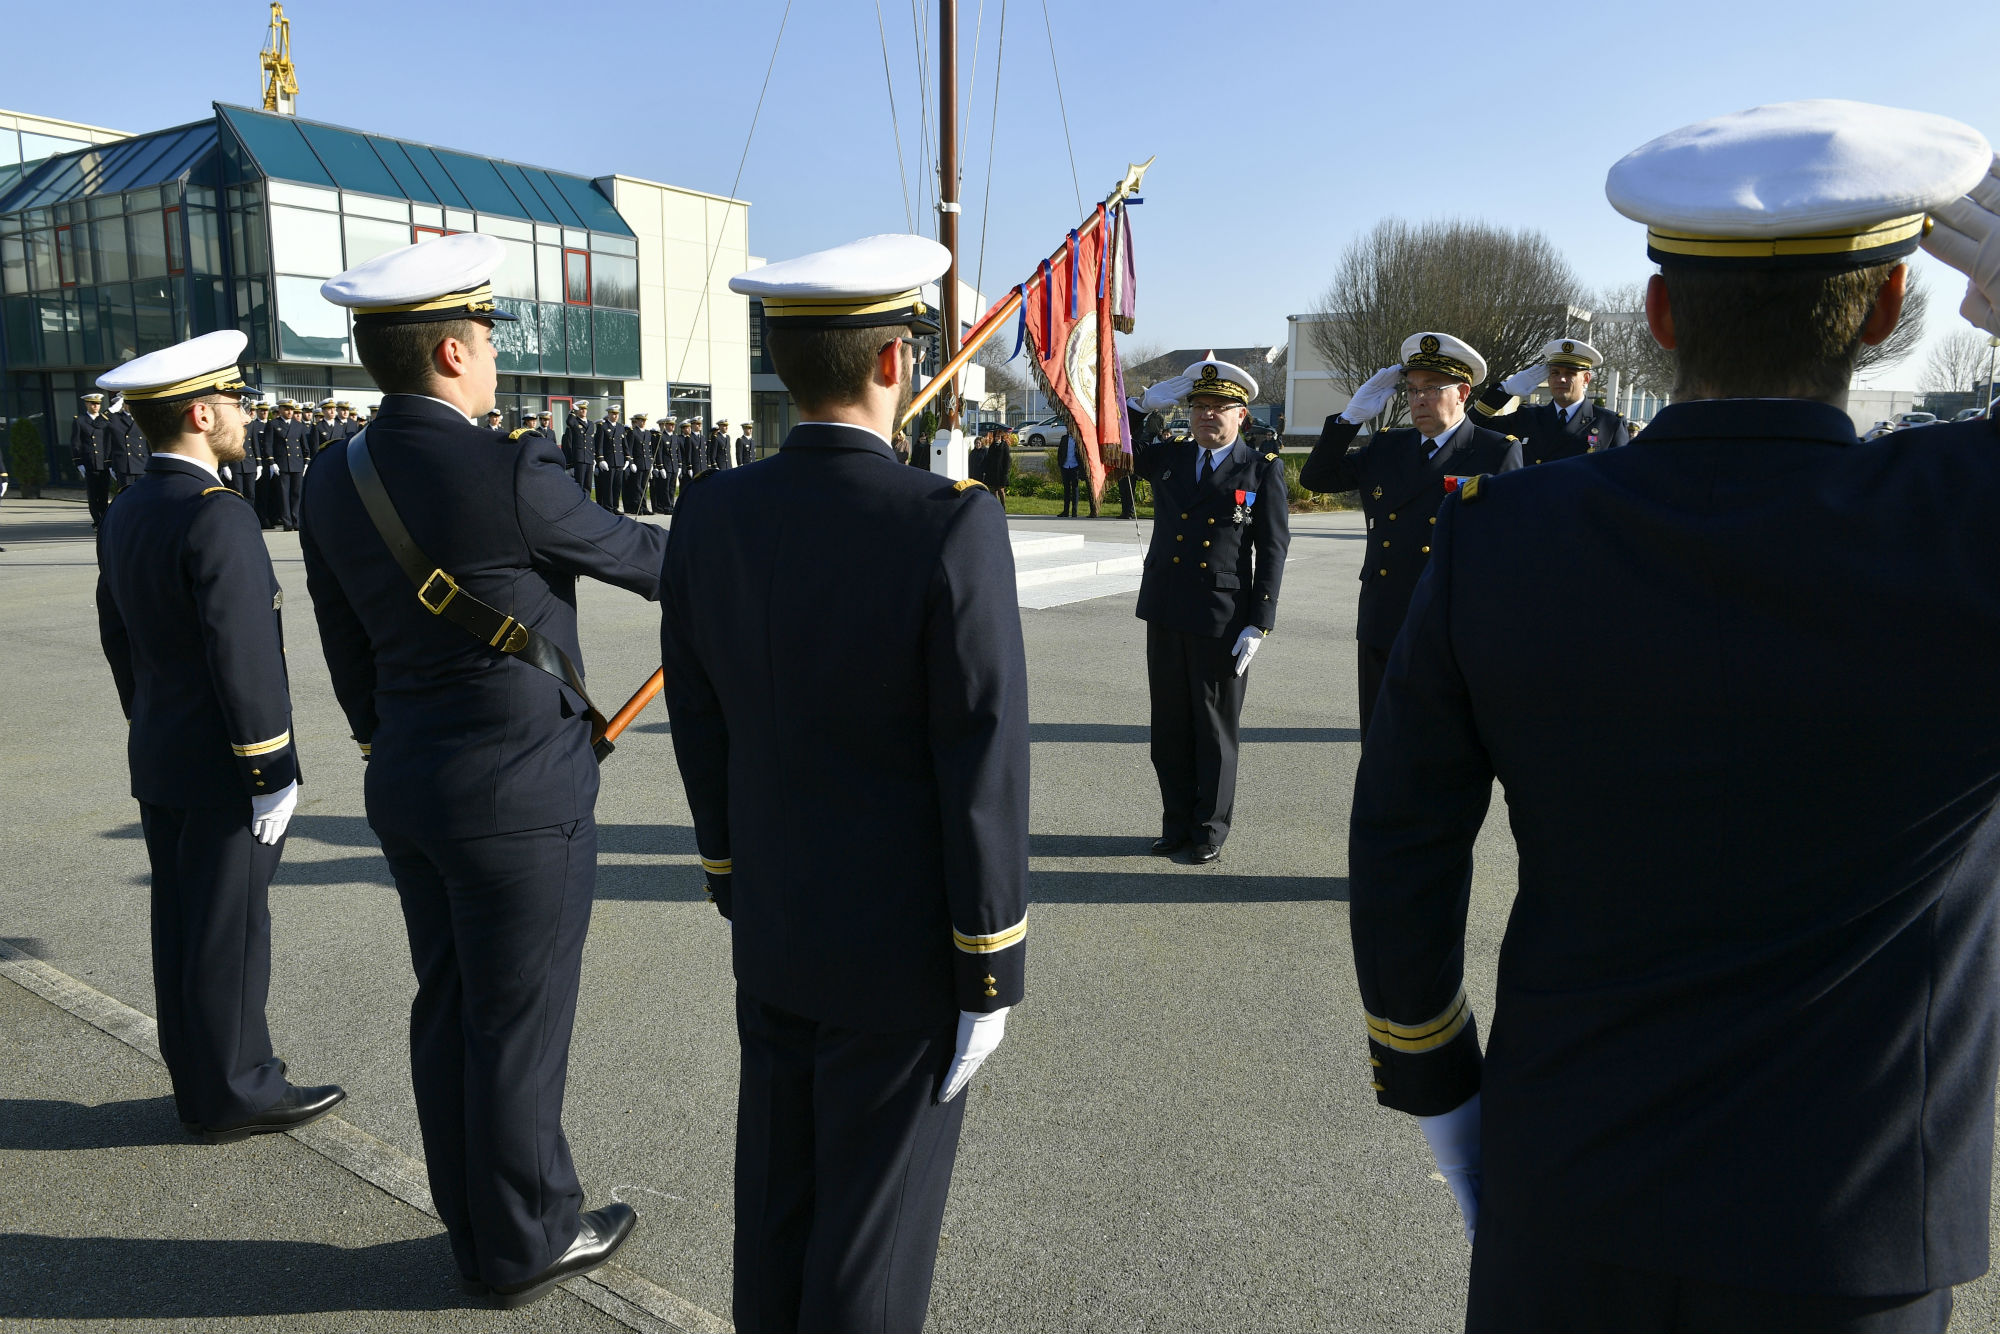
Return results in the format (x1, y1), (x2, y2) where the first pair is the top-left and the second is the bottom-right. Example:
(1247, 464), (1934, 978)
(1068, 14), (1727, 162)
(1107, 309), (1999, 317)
(121, 368), (249, 402)
(1645, 214), (1927, 261)
(350, 283), (505, 325)
(1402, 352), (1475, 383)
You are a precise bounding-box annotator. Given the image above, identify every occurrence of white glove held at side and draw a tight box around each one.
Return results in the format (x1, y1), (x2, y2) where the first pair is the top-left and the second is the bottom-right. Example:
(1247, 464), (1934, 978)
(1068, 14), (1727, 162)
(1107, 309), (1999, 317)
(1417, 1092), (1482, 1245)
(250, 779), (299, 846)
(1500, 364), (1547, 398)
(1138, 375), (1194, 414)
(1340, 364), (1404, 424)
(939, 1006), (1009, 1104)
(220, 466), (233, 482)
(1922, 153), (2000, 336)
(1231, 627), (1263, 677)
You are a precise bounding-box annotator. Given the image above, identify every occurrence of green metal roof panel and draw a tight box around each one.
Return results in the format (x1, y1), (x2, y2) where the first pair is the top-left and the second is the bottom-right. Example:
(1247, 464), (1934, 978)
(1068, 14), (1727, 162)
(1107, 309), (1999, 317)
(0, 120), (219, 212)
(213, 105), (631, 236)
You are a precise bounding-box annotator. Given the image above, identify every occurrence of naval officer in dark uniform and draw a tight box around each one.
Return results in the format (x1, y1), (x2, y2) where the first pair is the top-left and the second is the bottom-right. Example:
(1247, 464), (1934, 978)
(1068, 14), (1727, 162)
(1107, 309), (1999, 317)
(1351, 100), (2000, 1333)
(1472, 336), (1630, 463)
(592, 406), (628, 512)
(669, 234), (1029, 1333)
(105, 393), (148, 493)
(1126, 356), (1291, 864)
(560, 399), (594, 493)
(301, 234), (663, 1307)
(1299, 331), (1522, 738)
(94, 330), (346, 1142)
(71, 392), (112, 526)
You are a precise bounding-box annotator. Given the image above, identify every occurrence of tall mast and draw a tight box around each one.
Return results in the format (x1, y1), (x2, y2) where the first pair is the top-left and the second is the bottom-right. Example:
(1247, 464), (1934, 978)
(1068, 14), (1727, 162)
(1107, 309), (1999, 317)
(937, 0), (961, 458)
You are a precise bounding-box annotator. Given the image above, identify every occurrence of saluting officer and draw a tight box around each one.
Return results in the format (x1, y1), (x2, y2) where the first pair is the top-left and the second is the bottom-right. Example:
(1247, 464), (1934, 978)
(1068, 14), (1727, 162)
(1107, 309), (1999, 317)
(561, 400), (594, 493)
(625, 413), (654, 514)
(1473, 337), (1630, 463)
(104, 392), (148, 494)
(1299, 332), (1523, 737)
(667, 235), (1029, 1333)
(592, 406), (628, 512)
(273, 399), (310, 532)
(1351, 101), (2000, 1333)
(94, 330), (346, 1142)
(1126, 357), (1292, 864)
(71, 391), (113, 527)
(301, 234), (663, 1307)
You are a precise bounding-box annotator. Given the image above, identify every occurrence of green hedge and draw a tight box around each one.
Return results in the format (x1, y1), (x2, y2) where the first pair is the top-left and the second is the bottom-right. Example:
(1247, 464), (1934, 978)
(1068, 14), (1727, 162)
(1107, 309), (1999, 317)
(8, 417), (46, 491)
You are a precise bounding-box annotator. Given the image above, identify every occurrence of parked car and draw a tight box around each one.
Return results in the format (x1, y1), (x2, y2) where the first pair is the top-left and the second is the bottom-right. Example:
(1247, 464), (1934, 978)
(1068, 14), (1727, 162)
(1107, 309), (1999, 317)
(1894, 411), (1939, 428)
(1015, 416), (1066, 447)
(1953, 407), (1989, 422)
(1862, 420), (1896, 441)
(1240, 418), (1279, 448)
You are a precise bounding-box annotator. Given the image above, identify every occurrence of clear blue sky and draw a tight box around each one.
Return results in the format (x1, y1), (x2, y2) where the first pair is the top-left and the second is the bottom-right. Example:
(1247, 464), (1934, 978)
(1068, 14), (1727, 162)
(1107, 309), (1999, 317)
(18, 0), (2000, 387)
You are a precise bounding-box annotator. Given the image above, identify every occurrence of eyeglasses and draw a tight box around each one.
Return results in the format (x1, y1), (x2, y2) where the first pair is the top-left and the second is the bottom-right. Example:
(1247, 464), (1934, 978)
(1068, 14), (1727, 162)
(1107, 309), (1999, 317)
(1405, 384), (1464, 402)
(1189, 401), (1244, 416)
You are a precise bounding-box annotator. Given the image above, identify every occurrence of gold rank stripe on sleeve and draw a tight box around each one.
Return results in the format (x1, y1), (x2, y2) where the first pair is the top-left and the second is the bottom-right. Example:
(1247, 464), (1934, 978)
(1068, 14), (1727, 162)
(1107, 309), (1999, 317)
(357, 742), (372, 756)
(700, 855), (734, 876)
(230, 729), (292, 758)
(953, 917), (1027, 954)
(1364, 987), (1471, 1054)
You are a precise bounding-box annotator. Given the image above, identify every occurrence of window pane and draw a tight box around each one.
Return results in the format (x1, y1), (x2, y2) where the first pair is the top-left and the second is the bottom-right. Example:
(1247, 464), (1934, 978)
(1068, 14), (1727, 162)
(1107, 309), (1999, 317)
(133, 277), (175, 354)
(590, 233), (637, 258)
(88, 194), (121, 219)
(477, 214), (532, 242)
(591, 252), (637, 310)
(222, 109), (335, 187)
(536, 246), (561, 302)
(296, 121), (405, 198)
(187, 208), (222, 274)
(55, 226), (76, 284)
(534, 224), (561, 246)
(562, 228), (588, 250)
(165, 211), (185, 274)
(444, 208), (474, 233)
(92, 217), (130, 283)
(1, 236), (25, 294)
(341, 192), (408, 222)
(130, 210), (169, 278)
(564, 250), (589, 304)
(270, 204), (344, 277)
(28, 230), (57, 289)
(433, 149), (525, 217)
(268, 180), (339, 211)
(493, 236), (535, 300)
(275, 274), (350, 361)
(343, 214), (411, 269)
(492, 298), (539, 373)
(593, 308), (639, 378)
(104, 282), (138, 363)
(566, 296), (593, 370)
(538, 302), (566, 374)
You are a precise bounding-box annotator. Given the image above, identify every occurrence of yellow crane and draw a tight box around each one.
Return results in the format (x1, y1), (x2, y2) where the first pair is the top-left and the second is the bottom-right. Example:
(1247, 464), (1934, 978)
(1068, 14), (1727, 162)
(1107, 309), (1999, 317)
(260, 3), (298, 115)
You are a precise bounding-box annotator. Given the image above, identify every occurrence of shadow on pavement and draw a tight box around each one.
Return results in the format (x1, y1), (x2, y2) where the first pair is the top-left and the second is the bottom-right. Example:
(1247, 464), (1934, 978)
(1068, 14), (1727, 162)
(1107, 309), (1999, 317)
(0, 1096), (187, 1149)
(1029, 722), (1359, 744)
(0, 1233), (484, 1317)
(1031, 868), (1347, 903)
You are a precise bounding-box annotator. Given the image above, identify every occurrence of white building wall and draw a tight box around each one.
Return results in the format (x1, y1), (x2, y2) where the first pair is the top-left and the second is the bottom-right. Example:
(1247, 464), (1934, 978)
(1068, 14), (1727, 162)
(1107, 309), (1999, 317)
(1285, 313), (1353, 432)
(609, 175), (751, 426)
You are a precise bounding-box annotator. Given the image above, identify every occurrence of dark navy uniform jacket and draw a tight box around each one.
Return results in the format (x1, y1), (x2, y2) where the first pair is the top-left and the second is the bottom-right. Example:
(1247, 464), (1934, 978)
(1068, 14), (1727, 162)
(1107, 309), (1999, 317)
(299, 395), (665, 838)
(1130, 413), (1291, 638)
(661, 422), (1029, 1033)
(106, 411), (148, 478)
(1300, 414), (1522, 652)
(273, 419), (309, 474)
(1473, 387), (1629, 464)
(96, 454), (299, 807)
(1350, 400), (2000, 1296)
(560, 419), (593, 474)
(71, 412), (110, 471)
(593, 420), (629, 473)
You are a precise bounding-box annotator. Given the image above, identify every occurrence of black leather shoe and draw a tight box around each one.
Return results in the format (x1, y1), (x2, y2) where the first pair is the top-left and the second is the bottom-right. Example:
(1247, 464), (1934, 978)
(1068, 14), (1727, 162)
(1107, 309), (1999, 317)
(1150, 837), (1187, 856)
(489, 1203), (637, 1309)
(1187, 843), (1222, 865)
(183, 1083), (346, 1143)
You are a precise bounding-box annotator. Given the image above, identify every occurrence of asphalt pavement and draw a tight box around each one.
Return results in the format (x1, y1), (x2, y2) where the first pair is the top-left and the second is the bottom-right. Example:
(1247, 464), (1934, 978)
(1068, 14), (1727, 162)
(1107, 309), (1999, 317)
(2, 490), (1995, 1332)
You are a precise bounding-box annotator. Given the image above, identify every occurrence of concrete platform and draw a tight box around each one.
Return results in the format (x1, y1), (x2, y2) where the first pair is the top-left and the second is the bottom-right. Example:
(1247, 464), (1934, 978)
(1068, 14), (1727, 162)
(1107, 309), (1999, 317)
(1009, 530), (1145, 609)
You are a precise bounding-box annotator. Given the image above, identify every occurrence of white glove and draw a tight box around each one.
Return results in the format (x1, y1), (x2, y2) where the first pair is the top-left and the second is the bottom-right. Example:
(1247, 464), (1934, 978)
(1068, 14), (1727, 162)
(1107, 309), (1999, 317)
(939, 1006), (1009, 1103)
(76, 464), (87, 477)
(220, 466), (233, 482)
(1, 480), (8, 499)
(250, 779), (299, 846)
(1138, 374), (1194, 414)
(1231, 626), (1264, 677)
(1417, 1093), (1482, 1245)
(1923, 152), (2000, 336)
(256, 465), (266, 480)
(626, 462), (637, 473)
(1500, 364), (1547, 398)
(597, 459), (608, 472)
(1340, 364), (1404, 424)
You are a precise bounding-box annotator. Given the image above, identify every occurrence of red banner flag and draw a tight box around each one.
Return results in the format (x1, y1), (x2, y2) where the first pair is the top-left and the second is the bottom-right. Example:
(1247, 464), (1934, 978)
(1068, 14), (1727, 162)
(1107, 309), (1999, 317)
(1020, 203), (1133, 504)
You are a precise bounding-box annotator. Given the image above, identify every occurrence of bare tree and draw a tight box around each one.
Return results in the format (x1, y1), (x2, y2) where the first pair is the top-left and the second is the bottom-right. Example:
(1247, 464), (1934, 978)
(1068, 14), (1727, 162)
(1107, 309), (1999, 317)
(1919, 328), (1992, 396)
(1308, 217), (1585, 427)
(974, 337), (1031, 397)
(1588, 282), (1675, 408)
(1853, 273), (1930, 379)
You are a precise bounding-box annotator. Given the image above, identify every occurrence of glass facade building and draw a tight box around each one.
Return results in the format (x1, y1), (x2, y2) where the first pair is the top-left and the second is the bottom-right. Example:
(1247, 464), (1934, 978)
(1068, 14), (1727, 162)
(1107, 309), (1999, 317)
(2, 103), (650, 472)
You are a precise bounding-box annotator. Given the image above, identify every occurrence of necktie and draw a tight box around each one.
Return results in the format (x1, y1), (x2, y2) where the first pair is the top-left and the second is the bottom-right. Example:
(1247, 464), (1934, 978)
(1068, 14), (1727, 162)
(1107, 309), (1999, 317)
(1198, 451), (1212, 483)
(1424, 437), (1438, 460)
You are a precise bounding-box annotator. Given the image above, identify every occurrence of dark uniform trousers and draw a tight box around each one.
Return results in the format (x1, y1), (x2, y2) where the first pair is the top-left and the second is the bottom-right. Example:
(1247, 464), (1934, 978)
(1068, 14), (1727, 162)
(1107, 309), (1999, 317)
(139, 801), (289, 1126)
(301, 395), (665, 1289)
(733, 991), (965, 1334)
(1129, 415), (1290, 848)
(378, 816), (596, 1285)
(1298, 412), (1523, 737)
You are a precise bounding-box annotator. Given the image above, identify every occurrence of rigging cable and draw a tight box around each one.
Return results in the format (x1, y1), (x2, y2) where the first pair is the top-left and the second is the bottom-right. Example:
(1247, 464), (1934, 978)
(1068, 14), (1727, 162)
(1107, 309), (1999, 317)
(910, 0), (935, 222)
(874, 0), (916, 231)
(974, 0), (1007, 309)
(673, 0), (794, 385)
(1039, 0), (1083, 218)
(962, 0), (985, 198)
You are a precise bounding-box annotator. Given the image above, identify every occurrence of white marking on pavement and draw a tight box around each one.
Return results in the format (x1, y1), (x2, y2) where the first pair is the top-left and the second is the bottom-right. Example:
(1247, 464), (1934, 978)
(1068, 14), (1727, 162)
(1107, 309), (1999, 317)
(0, 939), (733, 1334)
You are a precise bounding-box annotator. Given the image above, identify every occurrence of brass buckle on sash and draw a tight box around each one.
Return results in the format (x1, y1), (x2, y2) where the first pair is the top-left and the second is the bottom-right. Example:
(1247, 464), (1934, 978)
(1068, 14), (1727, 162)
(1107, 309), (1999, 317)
(417, 568), (460, 615)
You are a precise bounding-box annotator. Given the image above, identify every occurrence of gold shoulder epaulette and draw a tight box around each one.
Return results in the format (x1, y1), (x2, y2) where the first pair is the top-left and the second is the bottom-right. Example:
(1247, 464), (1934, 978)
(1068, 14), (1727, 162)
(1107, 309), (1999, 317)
(1264, 451), (1279, 462)
(509, 427), (533, 440)
(1506, 434), (1519, 442)
(954, 478), (989, 493)
(1461, 474), (1486, 503)
(199, 485), (241, 498)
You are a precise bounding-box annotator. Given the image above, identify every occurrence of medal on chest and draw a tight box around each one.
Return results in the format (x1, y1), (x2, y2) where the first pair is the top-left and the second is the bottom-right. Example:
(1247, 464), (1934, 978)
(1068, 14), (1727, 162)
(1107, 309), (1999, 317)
(1443, 475), (1471, 493)
(1586, 429), (1601, 453)
(1233, 489), (1255, 525)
